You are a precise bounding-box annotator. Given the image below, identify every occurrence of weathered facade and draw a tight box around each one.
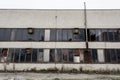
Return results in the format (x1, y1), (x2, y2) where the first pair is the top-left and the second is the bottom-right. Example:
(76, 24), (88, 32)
(0, 9), (120, 72)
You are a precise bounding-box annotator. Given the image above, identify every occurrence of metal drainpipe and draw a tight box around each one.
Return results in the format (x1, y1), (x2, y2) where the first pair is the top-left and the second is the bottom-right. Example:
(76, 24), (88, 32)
(84, 2), (89, 50)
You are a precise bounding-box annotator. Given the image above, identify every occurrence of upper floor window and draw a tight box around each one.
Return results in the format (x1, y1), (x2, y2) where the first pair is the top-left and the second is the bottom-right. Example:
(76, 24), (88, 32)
(50, 29), (56, 41)
(50, 29), (85, 41)
(88, 29), (120, 42)
(0, 28), (45, 41)
(0, 29), (11, 41)
(0, 28), (119, 42)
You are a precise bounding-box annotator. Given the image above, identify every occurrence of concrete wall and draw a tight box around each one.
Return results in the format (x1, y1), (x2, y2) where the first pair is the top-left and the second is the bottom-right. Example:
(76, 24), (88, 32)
(0, 10), (84, 28)
(0, 9), (120, 49)
(89, 42), (120, 49)
(0, 42), (86, 49)
(87, 9), (120, 28)
(0, 63), (120, 72)
(0, 9), (120, 29)
(0, 42), (120, 49)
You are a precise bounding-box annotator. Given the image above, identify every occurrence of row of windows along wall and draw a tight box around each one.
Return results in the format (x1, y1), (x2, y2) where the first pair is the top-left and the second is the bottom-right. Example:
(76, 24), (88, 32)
(0, 48), (120, 63)
(0, 28), (120, 42)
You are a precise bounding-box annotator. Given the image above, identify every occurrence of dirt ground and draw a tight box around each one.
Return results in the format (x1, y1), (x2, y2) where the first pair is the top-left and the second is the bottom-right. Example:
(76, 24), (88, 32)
(0, 73), (120, 80)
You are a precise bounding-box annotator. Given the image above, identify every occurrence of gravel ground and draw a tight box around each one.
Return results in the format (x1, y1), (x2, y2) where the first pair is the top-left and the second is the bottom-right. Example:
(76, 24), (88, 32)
(0, 73), (120, 80)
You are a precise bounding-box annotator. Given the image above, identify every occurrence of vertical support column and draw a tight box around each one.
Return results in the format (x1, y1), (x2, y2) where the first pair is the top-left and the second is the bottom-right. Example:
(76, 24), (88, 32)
(97, 49), (105, 63)
(43, 29), (50, 62)
(44, 49), (50, 62)
(45, 29), (50, 41)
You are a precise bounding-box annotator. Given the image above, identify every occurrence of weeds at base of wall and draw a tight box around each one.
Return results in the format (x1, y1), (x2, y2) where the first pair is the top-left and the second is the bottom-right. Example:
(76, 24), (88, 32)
(0, 67), (120, 74)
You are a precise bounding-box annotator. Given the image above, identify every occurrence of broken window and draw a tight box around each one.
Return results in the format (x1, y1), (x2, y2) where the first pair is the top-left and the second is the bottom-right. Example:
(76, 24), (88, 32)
(50, 29), (85, 41)
(0, 29), (11, 41)
(39, 29), (44, 41)
(89, 30), (96, 41)
(88, 29), (120, 42)
(104, 49), (111, 62)
(50, 29), (56, 41)
(117, 49), (120, 63)
(62, 49), (68, 62)
(32, 49), (38, 62)
(96, 30), (102, 41)
(0, 48), (9, 62)
(91, 49), (98, 63)
(50, 49), (55, 62)
(57, 30), (63, 41)
(0, 29), (4, 41)
(67, 30), (73, 41)
(113, 30), (119, 41)
(37, 49), (43, 62)
(63, 30), (68, 41)
(108, 30), (114, 41)
(104, 49), (119, 63)
(49, 49), (74, 63)
(68, 49), (74, 62)
(56, 49), (62, 62)
(14, 49), (20, 62)
(0, 28), (45, 41)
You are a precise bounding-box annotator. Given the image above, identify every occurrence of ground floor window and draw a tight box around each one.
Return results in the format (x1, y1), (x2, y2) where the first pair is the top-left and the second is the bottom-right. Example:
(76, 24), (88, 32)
(50, 49), (74, 63)
(0, 48), (43, 63)
(104, 49), (120, 63)
(0, 48), (119, 63)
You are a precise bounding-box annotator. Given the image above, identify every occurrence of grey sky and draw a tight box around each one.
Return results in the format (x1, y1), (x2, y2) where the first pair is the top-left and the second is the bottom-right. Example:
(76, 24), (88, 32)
(0, 0), (119, 9)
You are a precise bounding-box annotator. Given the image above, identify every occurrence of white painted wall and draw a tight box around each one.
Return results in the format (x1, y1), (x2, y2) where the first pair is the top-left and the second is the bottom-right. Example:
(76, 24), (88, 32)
(0, 9), (120, 29)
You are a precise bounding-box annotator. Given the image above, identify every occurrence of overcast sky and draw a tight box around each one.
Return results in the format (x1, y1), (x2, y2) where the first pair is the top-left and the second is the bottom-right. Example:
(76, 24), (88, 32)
(0, 0), (120, 9)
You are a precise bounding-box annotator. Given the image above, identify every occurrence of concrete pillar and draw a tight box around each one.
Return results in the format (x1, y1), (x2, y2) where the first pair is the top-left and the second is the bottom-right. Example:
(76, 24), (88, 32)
(97, 49), (105, 63)
(45, 30), (50, 41)
(43, 49), (50, 62)
(43, 30), (50, 62)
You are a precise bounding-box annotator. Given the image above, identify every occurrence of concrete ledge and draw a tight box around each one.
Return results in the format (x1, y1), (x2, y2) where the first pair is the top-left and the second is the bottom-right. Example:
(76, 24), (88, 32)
(0, 42), (86, 48)
(0, 63), (120, 73)
(89, 42), (120, 49)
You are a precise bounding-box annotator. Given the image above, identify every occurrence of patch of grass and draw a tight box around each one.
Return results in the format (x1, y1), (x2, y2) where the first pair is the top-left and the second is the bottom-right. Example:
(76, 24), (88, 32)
(53, 78), (60, 80)
(112, 78), (120, 80)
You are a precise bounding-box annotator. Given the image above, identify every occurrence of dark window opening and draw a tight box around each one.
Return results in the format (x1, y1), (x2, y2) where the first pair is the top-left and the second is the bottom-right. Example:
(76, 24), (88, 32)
(91, 49), (98, 63)
(50, 29), (85, 41)
(104, 49), (119, 63)
(0, 28), (44, 41)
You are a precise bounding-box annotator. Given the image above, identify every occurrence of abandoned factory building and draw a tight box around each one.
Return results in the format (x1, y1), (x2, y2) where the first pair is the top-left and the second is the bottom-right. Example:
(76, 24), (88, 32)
(0, 9), (120, 64)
